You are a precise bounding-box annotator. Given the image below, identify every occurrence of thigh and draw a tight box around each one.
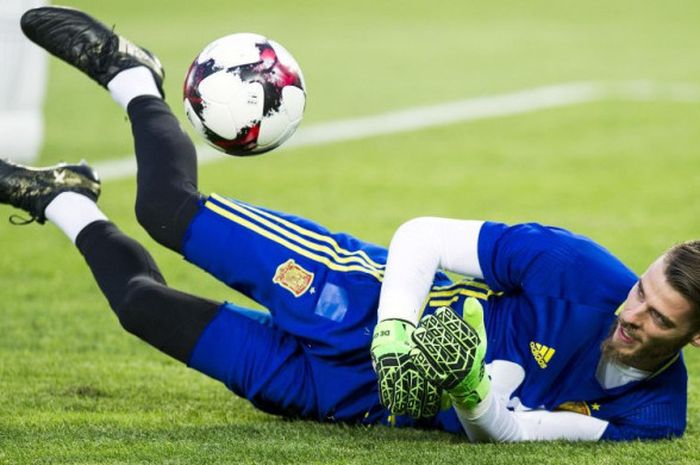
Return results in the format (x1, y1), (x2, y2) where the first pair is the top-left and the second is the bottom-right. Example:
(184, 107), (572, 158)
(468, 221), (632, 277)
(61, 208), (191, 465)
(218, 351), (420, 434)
(128, 97), (201, 253)
(188, 302), (318, 418)
(182, 194), (387, 357)
(192, 302), (398, 424)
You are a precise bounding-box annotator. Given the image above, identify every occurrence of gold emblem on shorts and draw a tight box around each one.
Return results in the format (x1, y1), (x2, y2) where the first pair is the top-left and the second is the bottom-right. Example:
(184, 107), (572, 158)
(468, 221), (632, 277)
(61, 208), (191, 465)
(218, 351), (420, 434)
(556, 401), (592, 416)
(273, 259), (314, 297)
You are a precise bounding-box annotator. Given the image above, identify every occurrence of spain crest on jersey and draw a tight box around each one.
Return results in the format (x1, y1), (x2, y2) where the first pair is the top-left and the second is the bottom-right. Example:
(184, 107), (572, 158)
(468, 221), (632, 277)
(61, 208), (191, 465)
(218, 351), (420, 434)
(273, 259), (314, 297)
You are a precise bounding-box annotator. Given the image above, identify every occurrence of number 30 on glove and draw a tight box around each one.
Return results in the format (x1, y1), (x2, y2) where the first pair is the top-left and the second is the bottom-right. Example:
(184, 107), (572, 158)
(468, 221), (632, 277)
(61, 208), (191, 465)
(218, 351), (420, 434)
(410, 298), (490, 410)
(370, 319), (443, 418)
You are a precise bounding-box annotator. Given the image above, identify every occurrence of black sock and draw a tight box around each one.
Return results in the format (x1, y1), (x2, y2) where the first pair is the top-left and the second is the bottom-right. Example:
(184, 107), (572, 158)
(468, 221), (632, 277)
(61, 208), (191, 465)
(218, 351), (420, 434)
(76, 220), (221, 363)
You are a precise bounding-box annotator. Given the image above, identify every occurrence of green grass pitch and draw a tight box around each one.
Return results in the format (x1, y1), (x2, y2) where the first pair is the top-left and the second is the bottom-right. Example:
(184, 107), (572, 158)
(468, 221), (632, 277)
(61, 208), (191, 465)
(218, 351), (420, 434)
(1, 0), (700, 463)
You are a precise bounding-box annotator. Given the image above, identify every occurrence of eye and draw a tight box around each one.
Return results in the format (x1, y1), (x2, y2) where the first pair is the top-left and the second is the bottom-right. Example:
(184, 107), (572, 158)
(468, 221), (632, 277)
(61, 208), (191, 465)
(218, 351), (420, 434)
(650, 309), (669, 328)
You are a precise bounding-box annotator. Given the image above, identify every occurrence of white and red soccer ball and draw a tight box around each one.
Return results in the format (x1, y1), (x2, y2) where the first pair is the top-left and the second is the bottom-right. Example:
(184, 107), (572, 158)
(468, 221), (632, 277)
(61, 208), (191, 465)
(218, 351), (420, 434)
(183, 33), (306, 156)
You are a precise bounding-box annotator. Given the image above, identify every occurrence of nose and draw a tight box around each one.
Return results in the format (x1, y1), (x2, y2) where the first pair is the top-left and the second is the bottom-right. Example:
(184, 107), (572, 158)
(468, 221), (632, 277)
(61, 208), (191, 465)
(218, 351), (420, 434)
(621, 302), (647, 328)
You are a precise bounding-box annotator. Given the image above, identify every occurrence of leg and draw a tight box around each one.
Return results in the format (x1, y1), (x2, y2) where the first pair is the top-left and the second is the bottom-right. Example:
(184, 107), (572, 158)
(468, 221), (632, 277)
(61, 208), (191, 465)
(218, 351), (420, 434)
(128, 96), (202, 253)
(75, 219), (318, 417)
(76, 220), (218, 362)
(20, 6), (198, 251)
(184, 194), (389, 355)
(16, 7), (384, 419)
(0, 152), (321, 417)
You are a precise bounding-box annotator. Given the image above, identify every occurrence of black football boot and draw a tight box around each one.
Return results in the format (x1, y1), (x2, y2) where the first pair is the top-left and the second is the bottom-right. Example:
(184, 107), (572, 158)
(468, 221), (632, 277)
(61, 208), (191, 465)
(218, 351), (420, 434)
(20, 6), (165, 96)
(0, 159), (101, 224)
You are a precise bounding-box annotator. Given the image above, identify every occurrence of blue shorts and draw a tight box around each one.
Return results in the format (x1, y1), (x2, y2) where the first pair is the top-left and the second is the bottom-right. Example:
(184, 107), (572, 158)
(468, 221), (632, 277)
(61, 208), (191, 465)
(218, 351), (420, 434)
(183, 194), (463, 432)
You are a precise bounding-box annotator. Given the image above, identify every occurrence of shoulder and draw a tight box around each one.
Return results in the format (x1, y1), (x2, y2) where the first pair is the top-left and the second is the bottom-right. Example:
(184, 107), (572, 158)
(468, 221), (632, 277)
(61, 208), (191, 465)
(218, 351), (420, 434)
(479, 222), (637, 303)
(480, 222), (619, 261)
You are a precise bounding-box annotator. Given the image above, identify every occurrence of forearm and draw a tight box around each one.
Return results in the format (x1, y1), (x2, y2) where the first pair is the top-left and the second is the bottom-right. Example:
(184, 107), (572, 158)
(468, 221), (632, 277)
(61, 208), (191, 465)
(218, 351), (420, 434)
(377, 217), (485, 324)
(454, 392), (608, 442)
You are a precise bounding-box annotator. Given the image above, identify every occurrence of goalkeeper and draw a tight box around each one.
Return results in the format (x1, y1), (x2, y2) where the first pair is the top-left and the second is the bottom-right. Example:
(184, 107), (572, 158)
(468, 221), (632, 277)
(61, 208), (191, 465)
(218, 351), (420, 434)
(3, 5), (700, 442)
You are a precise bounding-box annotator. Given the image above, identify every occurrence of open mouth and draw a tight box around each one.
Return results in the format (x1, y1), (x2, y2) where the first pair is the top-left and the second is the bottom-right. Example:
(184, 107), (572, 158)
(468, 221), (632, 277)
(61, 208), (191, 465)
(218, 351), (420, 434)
(616, 323), (636, 344)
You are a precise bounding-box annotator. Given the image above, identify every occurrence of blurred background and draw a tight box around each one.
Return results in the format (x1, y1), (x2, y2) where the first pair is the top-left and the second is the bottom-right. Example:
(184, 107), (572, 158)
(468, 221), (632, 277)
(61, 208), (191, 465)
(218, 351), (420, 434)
(1, 0), (47, 162)
(1, 1), (699, 463)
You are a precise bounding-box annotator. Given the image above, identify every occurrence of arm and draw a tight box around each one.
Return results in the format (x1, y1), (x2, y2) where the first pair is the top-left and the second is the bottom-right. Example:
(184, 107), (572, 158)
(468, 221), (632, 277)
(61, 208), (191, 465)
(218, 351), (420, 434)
(377, 217), (485, 324)
(412, 302), (682, 442)
(413, 303), (609, 442)
(378, 220), (634, 316)
(370, 217), (484, 417)
(455, 394), (686, 442)
(454, 393), (608, 442)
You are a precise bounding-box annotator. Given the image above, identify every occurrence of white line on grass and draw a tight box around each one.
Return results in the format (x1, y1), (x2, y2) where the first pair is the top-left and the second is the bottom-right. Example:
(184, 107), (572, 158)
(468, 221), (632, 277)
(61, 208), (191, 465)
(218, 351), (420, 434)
(95, 80), (700, 181)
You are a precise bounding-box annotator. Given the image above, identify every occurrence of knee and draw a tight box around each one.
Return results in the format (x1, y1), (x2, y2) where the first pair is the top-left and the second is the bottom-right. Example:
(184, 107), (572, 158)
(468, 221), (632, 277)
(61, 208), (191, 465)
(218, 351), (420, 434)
(134, 186), (201, 252)
(134, 192), (163, 237)
(116, 278), (162, 338)
(134, 189), (180, 250)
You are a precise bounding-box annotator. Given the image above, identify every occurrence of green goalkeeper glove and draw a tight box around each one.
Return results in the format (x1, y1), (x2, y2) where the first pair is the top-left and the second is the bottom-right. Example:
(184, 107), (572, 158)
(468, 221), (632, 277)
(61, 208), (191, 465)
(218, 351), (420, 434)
(371, 319), (444, 418)
(410, 299), (490, 410)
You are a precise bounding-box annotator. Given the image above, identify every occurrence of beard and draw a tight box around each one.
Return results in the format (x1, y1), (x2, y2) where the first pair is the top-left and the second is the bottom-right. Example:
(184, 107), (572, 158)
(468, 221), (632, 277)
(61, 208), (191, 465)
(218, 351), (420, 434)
(600, 320), (689, 370)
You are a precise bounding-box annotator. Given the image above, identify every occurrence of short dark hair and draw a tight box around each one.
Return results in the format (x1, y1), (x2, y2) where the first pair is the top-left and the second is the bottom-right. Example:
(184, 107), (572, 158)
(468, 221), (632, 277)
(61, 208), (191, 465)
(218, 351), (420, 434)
(665, 240), (700, 329)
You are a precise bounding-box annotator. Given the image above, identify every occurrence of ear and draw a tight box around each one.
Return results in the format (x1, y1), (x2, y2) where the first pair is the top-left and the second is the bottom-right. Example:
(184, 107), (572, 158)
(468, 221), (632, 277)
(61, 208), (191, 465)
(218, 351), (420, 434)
(689, 332), (700, 348)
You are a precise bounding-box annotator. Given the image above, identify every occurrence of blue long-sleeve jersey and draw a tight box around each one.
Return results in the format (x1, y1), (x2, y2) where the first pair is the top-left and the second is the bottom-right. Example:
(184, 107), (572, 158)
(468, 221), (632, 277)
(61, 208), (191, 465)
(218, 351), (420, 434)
(184, 196), (687, 441)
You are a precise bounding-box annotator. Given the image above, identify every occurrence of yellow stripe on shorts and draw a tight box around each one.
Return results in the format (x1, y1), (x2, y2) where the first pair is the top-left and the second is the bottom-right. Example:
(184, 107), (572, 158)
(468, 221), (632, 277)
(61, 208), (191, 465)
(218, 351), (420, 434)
(205, 199), (384, 281)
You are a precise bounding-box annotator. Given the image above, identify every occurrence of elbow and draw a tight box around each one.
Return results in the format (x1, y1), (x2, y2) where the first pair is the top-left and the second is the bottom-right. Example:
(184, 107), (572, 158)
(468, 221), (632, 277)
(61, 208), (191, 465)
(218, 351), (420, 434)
(393, 217), (440, 241)
(390, 217), (444, 260)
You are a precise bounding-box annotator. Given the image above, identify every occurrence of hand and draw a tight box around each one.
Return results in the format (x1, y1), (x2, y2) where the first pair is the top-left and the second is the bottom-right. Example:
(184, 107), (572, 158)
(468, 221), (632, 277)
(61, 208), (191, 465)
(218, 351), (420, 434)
(410, 299), (490, 410)
(371, 319), (444, 418)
